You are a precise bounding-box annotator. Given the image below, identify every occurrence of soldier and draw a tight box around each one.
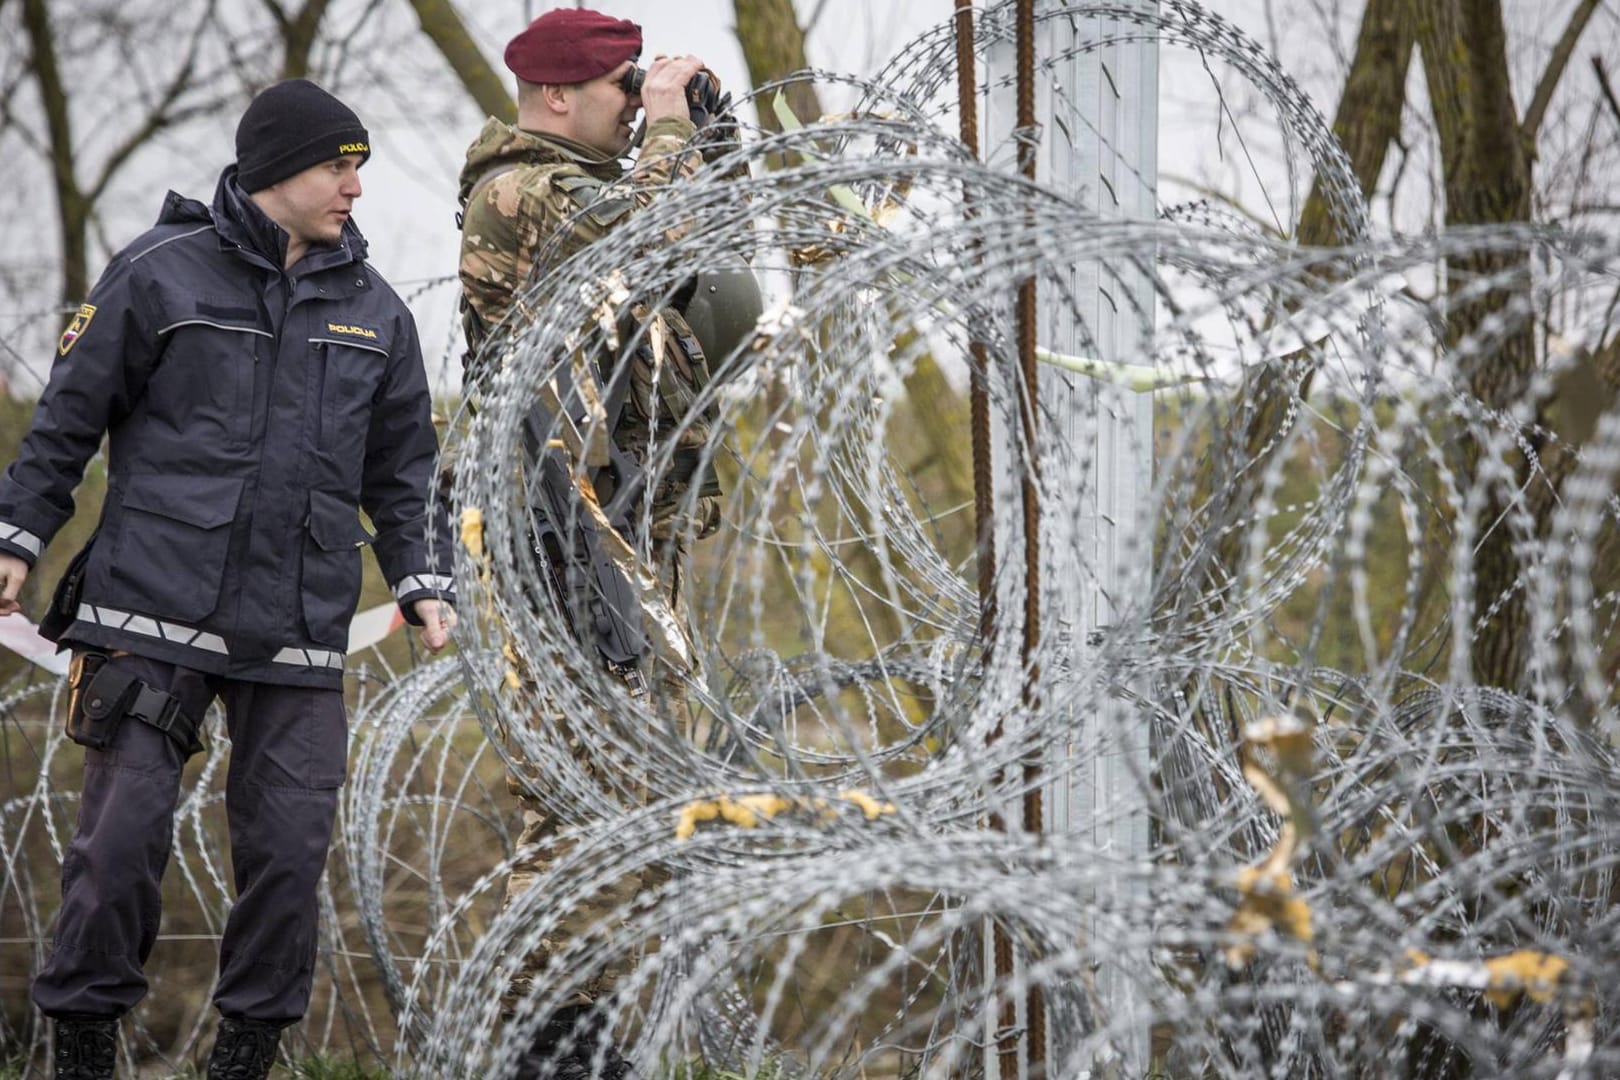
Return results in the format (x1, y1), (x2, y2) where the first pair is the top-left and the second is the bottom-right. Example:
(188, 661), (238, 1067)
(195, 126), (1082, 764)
(0, 80), (456, 1080)
(457, 8), (756, 1078)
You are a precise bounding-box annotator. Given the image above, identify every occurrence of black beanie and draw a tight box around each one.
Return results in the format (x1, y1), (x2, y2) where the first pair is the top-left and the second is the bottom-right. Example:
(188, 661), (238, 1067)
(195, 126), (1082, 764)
(235, 79), (371, 193)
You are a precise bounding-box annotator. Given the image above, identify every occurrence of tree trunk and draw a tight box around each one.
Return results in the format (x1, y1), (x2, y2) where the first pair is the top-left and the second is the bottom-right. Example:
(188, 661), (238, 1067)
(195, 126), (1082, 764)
(279, 0), (331, 79)
(1187, 0), (1414, 624)
(732, 0), (822, 136)
(1296, 0), (1415, 247)
(896, 330), (975, 513)
(20, 0), (88, 314)
(1415, 0), (1536, 689)
(734, 0), (975, 518)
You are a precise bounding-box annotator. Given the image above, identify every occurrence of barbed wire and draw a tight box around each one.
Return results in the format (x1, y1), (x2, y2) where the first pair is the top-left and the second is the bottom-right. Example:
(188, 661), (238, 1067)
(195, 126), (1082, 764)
(4, 2), (1620, 1077)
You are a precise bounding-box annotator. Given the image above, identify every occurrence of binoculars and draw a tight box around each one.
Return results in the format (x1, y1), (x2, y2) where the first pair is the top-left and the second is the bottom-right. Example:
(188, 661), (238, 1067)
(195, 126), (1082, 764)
(618, 64), (727, 127)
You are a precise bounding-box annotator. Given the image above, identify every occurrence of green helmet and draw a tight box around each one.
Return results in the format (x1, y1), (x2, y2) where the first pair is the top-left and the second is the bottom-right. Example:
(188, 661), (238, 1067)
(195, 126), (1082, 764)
(682, 267), (764, 364)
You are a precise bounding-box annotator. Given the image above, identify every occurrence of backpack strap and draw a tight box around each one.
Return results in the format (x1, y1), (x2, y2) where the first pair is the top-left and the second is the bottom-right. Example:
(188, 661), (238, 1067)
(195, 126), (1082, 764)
(553, 173), (635, 228)
(455, 163), (523, 230)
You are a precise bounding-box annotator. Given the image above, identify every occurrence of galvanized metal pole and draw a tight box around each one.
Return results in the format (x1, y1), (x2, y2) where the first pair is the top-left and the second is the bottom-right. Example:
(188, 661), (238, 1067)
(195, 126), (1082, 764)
(979, 2), (1159, 1075)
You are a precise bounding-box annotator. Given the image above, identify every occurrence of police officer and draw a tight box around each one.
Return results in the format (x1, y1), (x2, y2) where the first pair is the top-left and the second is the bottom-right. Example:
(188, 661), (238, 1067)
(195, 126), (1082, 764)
(0, 80), (456, 1080)
(456, 8), (747, 1078)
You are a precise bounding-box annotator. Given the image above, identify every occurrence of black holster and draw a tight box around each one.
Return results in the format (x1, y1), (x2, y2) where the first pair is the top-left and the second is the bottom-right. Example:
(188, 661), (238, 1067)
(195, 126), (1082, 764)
(65, 652), (203, 756)
(40, 531), (96, 643)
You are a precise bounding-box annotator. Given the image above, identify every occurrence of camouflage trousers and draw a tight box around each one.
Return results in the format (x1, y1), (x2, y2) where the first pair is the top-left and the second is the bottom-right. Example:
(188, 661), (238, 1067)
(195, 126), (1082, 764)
(501, 541), (696, 1013)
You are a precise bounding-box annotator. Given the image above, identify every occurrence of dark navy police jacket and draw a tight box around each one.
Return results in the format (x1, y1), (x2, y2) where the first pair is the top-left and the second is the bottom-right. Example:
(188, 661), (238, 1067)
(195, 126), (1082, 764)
(0, 169), (454, 688)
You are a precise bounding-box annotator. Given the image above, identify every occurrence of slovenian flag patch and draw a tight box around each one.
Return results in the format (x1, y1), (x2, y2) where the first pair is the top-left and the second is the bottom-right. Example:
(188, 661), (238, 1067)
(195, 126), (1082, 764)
(58, 303), (97, 357)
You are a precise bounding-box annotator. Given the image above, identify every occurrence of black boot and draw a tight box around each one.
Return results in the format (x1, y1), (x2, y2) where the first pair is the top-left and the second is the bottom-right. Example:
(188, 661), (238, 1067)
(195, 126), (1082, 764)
(515, 1006), (634, 1080)
(206, 1017), (283, 1080)
(51, 1015), (117, 1080)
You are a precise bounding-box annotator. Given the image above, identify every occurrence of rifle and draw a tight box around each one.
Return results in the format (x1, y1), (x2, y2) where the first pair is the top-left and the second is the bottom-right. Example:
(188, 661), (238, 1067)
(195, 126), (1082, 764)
(521, 363), (694, 696)
(526, 423), (646, 694)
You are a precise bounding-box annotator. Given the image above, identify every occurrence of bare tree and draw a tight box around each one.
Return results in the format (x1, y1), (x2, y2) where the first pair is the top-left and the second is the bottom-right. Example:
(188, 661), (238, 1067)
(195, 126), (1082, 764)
(7, 0), (230, 314)
(1198, 0), (1610, 693)
(733, 0), (823, 138)
(1193, 0), (1418, 643)
(732, 0), (976, 517)
(1, 0), (497, 345)
(260, 0), (332, 78)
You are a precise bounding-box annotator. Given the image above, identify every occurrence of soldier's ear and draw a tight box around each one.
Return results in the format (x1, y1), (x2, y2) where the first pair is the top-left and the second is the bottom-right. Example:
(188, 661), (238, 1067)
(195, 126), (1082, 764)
(541, 83), (572, 116)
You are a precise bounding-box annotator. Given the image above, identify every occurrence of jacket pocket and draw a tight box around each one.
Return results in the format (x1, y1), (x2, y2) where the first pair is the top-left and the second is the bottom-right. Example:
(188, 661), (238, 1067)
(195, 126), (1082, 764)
(312, 334), (389, 464)
(107, 474), (243, 622)
(300, 489), (373, 650)
(149, 287), (269, 446)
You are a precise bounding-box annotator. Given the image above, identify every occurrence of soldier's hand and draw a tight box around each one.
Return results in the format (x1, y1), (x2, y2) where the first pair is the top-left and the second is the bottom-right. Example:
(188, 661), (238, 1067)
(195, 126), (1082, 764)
(641, 54), (706, 125)
(0, 552), (28, 618)
(693, 91), (740, 161)
(413, 598), (457, 653)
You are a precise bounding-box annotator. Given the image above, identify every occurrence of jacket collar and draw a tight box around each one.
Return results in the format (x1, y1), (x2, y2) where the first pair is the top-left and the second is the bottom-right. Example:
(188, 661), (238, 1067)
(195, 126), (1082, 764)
(169, 166), (371, 276)
(528, 130), (625, 176)
(458, 119), (624, 203)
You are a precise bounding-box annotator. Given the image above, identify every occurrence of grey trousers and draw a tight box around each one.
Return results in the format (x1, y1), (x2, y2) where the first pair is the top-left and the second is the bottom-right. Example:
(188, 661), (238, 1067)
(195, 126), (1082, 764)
(32, 653), (346, 1024)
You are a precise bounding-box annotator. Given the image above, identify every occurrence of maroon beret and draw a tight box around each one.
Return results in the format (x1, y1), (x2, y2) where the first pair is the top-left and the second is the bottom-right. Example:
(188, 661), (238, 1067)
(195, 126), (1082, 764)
(504, 8), (643, 85)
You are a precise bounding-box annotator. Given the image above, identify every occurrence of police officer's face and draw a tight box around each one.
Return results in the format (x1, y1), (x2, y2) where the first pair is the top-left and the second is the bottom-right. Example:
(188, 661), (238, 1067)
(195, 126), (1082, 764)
(256, 155), (365, 250)
(569, 61), (641, 156)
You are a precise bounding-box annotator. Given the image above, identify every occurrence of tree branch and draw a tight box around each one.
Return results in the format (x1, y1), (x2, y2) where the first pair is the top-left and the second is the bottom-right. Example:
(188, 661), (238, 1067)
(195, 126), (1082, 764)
(401, 0), (514, 122)
(19, 0), (74, 201)
(258, 0), (291, 33)
(325, 0), (387, 80)
(801, 0), (833, 37)
(1521, 0), (1602, 146)
(1160, 173), (1287, 239)
(1592, 55), (1620, 135)
(280, 0), (332, 78)
(1295, 0), (1414, 245)
(732, 0), (822, 132)
(87, 1), (222, 205)
(0, 66), (47, 157)
(19, 0), (87, 305)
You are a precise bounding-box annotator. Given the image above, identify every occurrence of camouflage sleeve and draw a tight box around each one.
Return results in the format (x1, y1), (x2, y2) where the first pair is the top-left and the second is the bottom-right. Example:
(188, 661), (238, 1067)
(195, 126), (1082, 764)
(624, 117), (704, 248)
(629, 116), (701, 189)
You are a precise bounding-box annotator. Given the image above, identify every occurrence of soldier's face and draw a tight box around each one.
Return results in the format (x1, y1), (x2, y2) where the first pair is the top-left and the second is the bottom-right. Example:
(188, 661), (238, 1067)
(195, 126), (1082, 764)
(254, 155), (364, 250)
(569, 61), (641, 156)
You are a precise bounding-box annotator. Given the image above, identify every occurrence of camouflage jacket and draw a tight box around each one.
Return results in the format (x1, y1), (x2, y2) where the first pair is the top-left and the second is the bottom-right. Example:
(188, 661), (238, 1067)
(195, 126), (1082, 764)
(458, 117), (720, 541)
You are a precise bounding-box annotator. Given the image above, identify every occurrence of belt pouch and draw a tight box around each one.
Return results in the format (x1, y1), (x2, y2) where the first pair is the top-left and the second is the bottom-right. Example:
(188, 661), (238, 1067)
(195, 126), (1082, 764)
(65, 652), (135, 750)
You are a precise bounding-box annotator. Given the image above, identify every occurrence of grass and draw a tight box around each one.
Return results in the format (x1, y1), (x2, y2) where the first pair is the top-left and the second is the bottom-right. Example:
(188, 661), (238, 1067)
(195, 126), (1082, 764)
(0, 1047), (390, 1080)
(670, 1064), (774, 1080)
(280, 1055), (395, 1080)
(669, 1052), (808, 1080)
(139, 1057), (389, 1080)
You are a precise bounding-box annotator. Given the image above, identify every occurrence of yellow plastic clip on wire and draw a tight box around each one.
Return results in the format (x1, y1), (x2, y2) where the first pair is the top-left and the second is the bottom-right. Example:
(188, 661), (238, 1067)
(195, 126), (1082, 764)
(459, 507), (485, 560)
